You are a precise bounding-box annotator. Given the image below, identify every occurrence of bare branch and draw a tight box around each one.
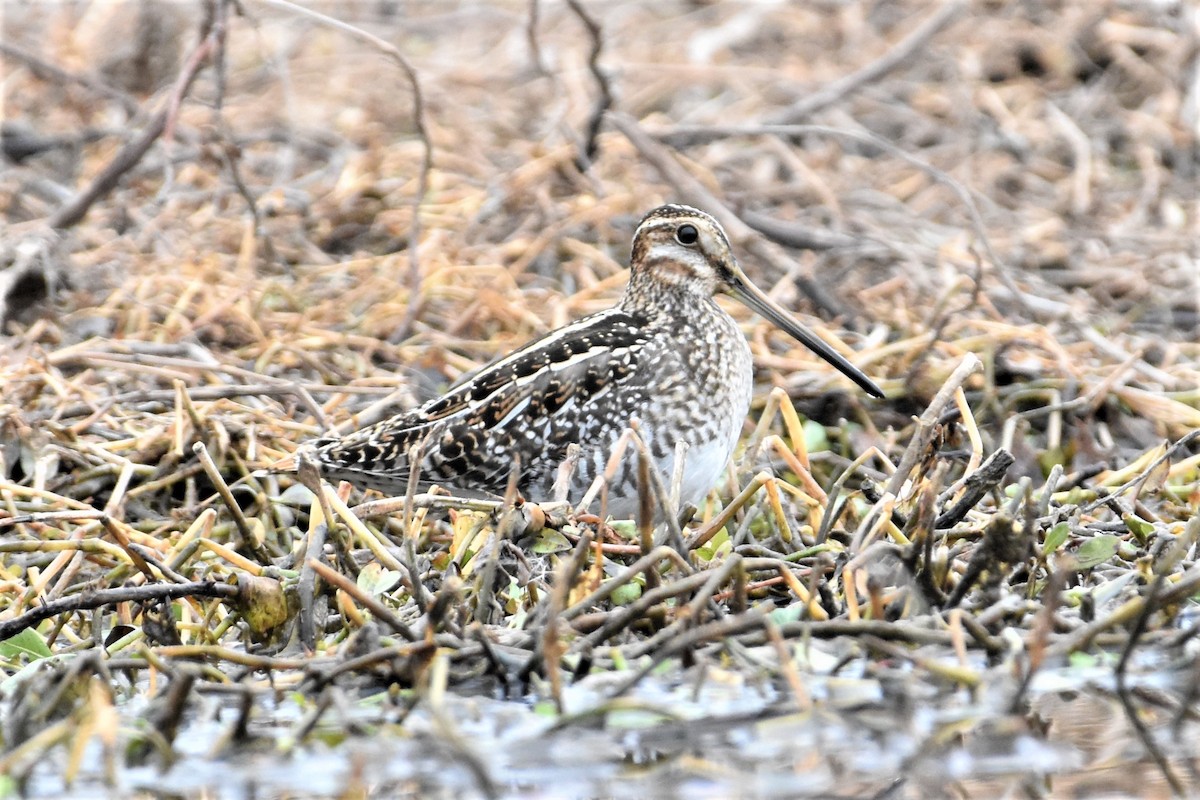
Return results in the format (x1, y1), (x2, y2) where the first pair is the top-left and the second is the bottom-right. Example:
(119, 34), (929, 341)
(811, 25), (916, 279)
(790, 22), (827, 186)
(565, 0), (612, 169)
(0, 40), (140, 115)
(0, 581), (238, 641)
(254, 0), (433, 339)
(46, 15), (218, 229)
(769, 1), (967, 124)
(651, 121), (1055, 318)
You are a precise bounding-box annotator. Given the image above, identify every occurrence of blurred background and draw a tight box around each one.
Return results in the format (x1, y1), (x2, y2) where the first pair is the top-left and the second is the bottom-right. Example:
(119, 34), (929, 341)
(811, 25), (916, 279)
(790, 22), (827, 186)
(2, 2), (1199, 797)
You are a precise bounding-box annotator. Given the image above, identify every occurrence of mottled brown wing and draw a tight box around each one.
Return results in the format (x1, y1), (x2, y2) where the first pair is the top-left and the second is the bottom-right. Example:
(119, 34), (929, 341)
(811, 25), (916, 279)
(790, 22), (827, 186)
(311, 308), (651, 494)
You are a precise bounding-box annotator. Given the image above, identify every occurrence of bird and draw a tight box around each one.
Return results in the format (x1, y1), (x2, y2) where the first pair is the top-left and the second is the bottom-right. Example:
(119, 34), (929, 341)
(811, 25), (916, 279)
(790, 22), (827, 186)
(294, 204), (883, 519)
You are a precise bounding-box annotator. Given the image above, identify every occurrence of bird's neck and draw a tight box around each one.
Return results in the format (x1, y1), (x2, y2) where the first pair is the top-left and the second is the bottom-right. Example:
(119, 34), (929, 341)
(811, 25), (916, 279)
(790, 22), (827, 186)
(619, 275), (718, 326)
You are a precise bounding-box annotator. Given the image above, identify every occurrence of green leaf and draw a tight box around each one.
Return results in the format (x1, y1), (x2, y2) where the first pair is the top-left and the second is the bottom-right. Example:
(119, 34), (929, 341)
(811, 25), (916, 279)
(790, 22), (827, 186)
(1068, 649), (1115, 668)
(803, 420), (829, 453)
(696, 527), (730, 562)
(1043, 522), (1070, 554)
(532, 529), (572, 554)
(1123, 514), (1155, 544)
(611, 582), (643, 606)
(276, 482), (316, 507)
(1068, 651), (1099, 669)
(1038, 448), (1068, 473)
(1074, 535), (1120, 570)
(312, 730), (350, 747)
(356, 563), (402, 597)
(0, 627), (52, 661)
(769, 604), (807, 626)
(608, 520), (637, 540)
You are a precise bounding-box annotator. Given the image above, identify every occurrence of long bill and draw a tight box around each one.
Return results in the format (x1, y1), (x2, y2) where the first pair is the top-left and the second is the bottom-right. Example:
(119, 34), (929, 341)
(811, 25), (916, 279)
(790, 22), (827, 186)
(727, 270), (885, 399)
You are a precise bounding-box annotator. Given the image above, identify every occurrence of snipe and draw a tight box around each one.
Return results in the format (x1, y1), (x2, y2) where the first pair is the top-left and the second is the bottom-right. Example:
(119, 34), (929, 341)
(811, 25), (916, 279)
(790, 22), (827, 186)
(296, 205), (882, 518)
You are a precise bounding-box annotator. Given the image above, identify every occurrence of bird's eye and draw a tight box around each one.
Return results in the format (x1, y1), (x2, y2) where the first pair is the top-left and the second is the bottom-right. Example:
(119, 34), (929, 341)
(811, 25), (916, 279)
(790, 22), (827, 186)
(675, 224), (699, 245)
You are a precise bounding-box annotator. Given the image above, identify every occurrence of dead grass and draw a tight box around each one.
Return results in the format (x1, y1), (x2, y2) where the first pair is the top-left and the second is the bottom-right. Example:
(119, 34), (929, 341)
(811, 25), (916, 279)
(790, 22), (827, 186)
(1, 0), (1198, 796)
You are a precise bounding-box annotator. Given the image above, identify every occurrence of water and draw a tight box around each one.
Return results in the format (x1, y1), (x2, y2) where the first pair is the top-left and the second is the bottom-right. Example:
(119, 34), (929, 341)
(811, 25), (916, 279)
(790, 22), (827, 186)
(18, 659), (1197, 799)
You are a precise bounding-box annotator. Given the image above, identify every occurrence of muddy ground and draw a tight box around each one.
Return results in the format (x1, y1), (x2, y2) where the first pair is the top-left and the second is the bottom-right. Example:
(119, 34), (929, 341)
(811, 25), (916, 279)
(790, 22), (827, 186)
(1, 1), (1199, 798)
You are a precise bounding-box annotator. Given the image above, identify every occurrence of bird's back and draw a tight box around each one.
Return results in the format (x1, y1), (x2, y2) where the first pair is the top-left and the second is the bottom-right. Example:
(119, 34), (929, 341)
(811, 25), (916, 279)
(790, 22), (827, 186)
(311, 296), (753, 515)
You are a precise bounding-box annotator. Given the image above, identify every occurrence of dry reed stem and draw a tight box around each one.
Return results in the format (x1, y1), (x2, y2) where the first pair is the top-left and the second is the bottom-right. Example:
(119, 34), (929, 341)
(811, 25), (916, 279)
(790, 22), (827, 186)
(2, 1), (1198, 790)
